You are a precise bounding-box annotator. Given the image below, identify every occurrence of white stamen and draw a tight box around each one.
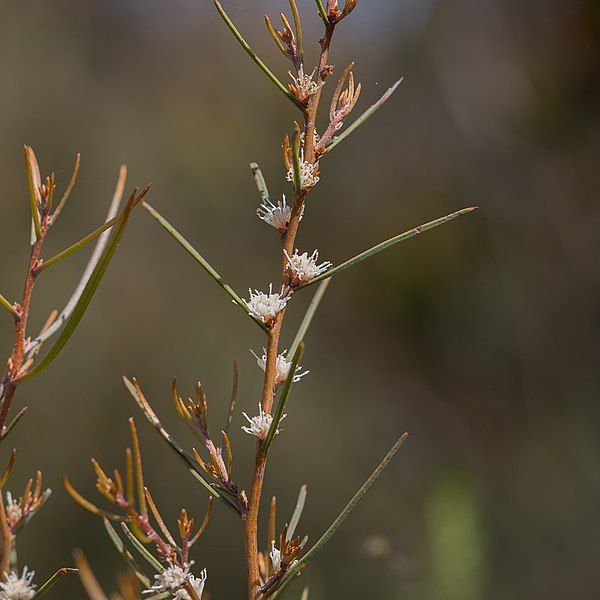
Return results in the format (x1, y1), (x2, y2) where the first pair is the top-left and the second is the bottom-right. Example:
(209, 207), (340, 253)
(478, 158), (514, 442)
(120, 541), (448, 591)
(285, 249), (332, 285)
(244, 285), (289, 325)
(250, 348), (308, 385)
(242, 403), (286, 440)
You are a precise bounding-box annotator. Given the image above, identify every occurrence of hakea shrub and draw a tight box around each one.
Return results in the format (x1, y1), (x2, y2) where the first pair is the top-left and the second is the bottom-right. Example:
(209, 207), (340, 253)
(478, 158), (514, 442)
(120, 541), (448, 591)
(66, 1), (476, 599)
(0, 147), (148, 598)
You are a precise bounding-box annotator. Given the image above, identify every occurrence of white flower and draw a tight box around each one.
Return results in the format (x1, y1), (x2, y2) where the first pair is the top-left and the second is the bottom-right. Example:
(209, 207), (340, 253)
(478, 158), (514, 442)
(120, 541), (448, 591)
(144, 562), (191, 595)
(173, 569), (207, 600)
(242, 403), (286, 441)
(289, 66), (321, 100)
(286, 155), (320, 190)
(285, 249), (332, 285)
(250, 348), (308, 385)
(257, 194), (303, 233)
(0, 567), (36, 600)
(269, 542), (282, 573)
(244, 285), (289, 325)
(4, 493), (22, 527)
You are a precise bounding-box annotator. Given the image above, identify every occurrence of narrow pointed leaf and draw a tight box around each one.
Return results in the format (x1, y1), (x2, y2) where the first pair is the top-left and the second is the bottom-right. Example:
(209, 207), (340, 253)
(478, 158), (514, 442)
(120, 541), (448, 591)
(287, 484), (307, 542)
(0, 407), (28, 442)
(103, 518), (151, 587)
(289, 279), (330, 358)
(314, 0), (329, 25)
(63, 475), (125, 522)
(24, 146), (42, 240)
(261, 343), (304, 455)
(32, 568), (78, 599)
(142, 202), (268, 333)
(298, 208), (478, 289)
(325, 79), (403, 153)
(24, 165), (127, 359)
(52, 153), (81, 221)
(214, 0), (304, 110)
(0, 292), (15, 317)
(37, 211), (127, 273)
(120, 523), (163, 573)
(250, 163), (270, 205)
(0, 450), (17, 488)
(20, 186), (148, 381)
(270, 433), (409, 598)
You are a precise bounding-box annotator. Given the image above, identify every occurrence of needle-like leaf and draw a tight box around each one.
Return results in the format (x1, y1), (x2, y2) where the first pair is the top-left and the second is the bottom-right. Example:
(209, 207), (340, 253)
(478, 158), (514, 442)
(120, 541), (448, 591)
(287, 484), (307, 542)
(31, 568), (78, 599)
(0, 292), (15, 317)
(52, 153), (81, 222)
(298, 207), (478, 289)
(0, 407), (28, 442)
(325, 79), (403, 154)
(289, 279), (330, 358)
(63, 475), (124, 522)
(270, 433), (409, 598)
(142, 201), (269, 333)
(120, 523), (163, 573)
(214, 0), (304, 110)
(250, 163), (271, 205)
(73, 550), (108, 600)
(261, 343), (304, 455)
(21, 185), (148, 381)
(36, 210), (128, 273)
(24, 165), (127, 359)
(314, 0), (329, 26)
(24, 146), (42, 240)
(0, 450), (17, 488)
(102, 518), (151, 587)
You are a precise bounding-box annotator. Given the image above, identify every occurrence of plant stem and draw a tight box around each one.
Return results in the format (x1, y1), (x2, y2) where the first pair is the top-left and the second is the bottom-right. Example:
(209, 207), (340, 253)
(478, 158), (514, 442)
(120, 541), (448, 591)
(243, 20), (337, 599)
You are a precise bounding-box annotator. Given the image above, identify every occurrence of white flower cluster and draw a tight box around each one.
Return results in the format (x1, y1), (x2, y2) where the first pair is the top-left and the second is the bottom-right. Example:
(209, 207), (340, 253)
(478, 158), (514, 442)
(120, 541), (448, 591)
(4, 492), (23, 527)
(286, 156), (320, 190)
(0, 567), (36, 600)
(244, 285), (289, 325)
(269, 541), (282, 572)
(285, 249), (331, 285)
(289, 66), (321, 100)
(250, 348), (308, 385)
(257, 194), (304, 233)
(145, 562), (206, 599)
(242, 403), (286, 440)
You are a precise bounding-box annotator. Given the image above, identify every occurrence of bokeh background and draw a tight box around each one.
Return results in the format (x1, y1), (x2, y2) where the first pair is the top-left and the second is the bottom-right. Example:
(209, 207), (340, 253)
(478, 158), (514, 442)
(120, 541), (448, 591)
(1, 0), (599, 598)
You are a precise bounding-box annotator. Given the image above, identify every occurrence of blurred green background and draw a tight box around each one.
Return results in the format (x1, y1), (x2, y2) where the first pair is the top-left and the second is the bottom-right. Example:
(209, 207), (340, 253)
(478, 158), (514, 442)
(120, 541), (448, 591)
(1, 0), (599, 598)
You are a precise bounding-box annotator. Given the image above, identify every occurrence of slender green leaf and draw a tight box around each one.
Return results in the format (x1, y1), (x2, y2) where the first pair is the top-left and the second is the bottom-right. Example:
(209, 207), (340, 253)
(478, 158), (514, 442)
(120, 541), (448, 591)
(289, 279), (330, 358)
(52, 153), (81, 221)
(20, 186), (148, 381)
(37, 212), (125, 273)
(261, 343), (304, 455)
(287, 484), (307, 542)
(298, 207), (478, 290)
(0, 292), (15, 317)
(142, 201), (269, 333)
(0, 407), (28, 442)
(120, 523), (163, 572)
(270, 433), (409, 598)
(325, 79), (403, 153)
(24, 165), (127, 359)
(24, 146), (42, 240)
(103, 518), (151, 587)
(289, 0), (303, 66)
(214, 0), (304, 110)
(314, 0), (329, 25)
(32, 568), (78, 599)
(250, 163), (270, 205)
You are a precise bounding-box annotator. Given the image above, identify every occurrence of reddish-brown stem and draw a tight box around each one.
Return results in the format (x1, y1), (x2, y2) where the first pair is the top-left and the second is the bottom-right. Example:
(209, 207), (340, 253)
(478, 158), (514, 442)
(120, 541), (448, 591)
(243, 21), (337, 599)
(0, 218), (48, 433)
